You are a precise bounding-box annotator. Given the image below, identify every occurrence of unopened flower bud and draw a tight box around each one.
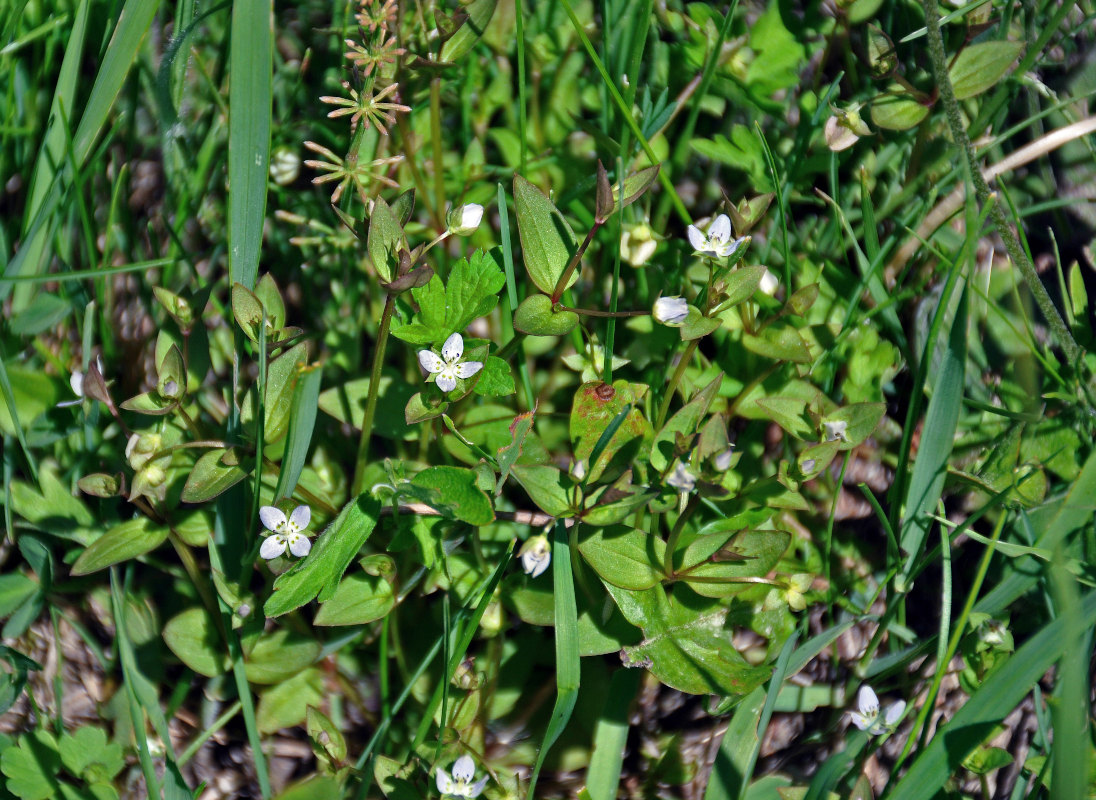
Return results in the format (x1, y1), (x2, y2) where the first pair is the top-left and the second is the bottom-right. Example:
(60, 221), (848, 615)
(653, 296), (689, 327)
(448, 203), (484, 235)
(269, 146), (301, 185)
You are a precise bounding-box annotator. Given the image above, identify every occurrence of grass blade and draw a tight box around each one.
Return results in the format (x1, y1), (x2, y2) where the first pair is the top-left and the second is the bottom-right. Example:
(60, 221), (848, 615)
(585, 668), (640, 800)
(526, 519), (580, 800)
(227, 0), (273, 290)
(273, 363), (323, 503)
(899, 286), (968, 585)
(889, 587), (1096, 800)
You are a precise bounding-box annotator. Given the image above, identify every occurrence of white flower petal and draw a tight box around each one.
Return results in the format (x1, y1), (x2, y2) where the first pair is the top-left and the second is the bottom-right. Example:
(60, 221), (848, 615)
(461, 203), (483, 230)
(708, 214), (732, 244)
(848, 710), (873, 731)
(56, 398), (83, 408)
(288, 533), (312, 558)
(468, 775), (489, 797)
(686, 225), (707, 252)
(531, 555), (550, 578)
(436, 370), (457, 393)
(289, 505), (311, 531)
(653, 296), (689, 326)
(857, 684), (879, 715)
(418, 349), (445, 374)
(436, 768), (453, 794)
(454, 361), (483, 379)
(884, 700), (906, 726)
(259, 506), (287, 532)
(759, 269), (779, 296)
(442, 332), (464, 363)
(452, 755), (476, 782)
(260, 535), (287, 560)
(69, 371), (85, 397)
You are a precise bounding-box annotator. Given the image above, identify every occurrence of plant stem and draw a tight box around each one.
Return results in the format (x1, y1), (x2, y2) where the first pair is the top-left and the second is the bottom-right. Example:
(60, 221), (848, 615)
(352, 293), (396, 496)
(656, 338), (699, 429)
(921, 0), (1082, 367)
(552, 221), (602, 302)
(558, 305), (648, 318)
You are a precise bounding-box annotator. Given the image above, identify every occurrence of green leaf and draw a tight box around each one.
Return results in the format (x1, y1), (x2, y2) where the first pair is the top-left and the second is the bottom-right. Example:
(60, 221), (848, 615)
(651, 374), (721, 472)
(871, 89), (930, 130)
(256, 668), (324, 734)
(513, 293), (580, 336)
(307, 706), (347, 765)
(609, 164), (661, 210)
(0, 367), (58, 437)
(742, 324), (812, 363)
(244, 629), (321, 684)
(578, 527), (667, 590)
(273, 363), (323, 503)
(754, 396), (815, 439)
(949, 41), (1023, 100)
(444, 250), (506, 336)
(71, 518), (169, 575)
(496, 410), (535, 494)
(182, 448), (249, 503)
(510, 464), (574, 517)
(162, 607), (227, 678)
(253, 273), (287, 330)
(1, 731), (61, 800)
(313, 569), (395, 626)
(58, 727), (124, 781)
(692, 127), (771, 191)
(367, 196), (401, 283)
(472, 355), (515, 397)
(261, 342), (309, 445)
(513, 175), (578, 296)
(609, 583), (772, 696)
(824, 402), (886, 449)
(227, 0), (272, 290)
(679, 307), (721, 341)
(677, 530), (791, 598)
(231, 283), (266, 344)
(0, 575), (37, 619)
(571, 381), (652, 482)
(409, 466), (495, 526)
(439, 0), (498, 62)
(404, 391), (449, 425)
(264, 495), (381, 618)
(9, 293), (72, 336)
(317, 373), (415, 436)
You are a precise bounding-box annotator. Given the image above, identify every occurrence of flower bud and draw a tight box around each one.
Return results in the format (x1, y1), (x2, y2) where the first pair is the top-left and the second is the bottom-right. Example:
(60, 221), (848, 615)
(125, 432), (162, 470)
(620, 223), (657, 267)
(448, 203), (484, 236)
(269, 146), (301, 185)
(653, 296), (689, 327)
(759, 269), (779, 296)
(519, 534), (551, 578)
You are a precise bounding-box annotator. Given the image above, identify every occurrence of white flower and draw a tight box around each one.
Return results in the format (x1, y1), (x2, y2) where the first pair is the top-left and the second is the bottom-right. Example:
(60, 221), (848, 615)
(848, 684), (905, 735)
(823, 420), (849, 443)
(519, 534), (551, 578)
(713, 447), (734, 472)
(418, 333), (484, 393)
(269, 146), (301, 185)
(449, 203), (484, 236)
(620, 223), (657, 267)
(258, 505), (313, 559)
(666, 461), (696, 493)
(435, 755), (489, 798)
(652, 296), (689, 326)
(759, 269), (779, 296)
(686, 214), (747, 259)
(58, 355), (103, 407)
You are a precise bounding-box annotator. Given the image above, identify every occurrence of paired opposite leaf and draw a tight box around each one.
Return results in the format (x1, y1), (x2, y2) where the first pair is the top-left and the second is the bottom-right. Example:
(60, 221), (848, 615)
(513, 175), (578, 296)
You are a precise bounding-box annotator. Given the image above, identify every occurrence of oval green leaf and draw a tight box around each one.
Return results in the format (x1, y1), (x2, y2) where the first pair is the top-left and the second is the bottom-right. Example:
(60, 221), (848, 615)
(513, 293), (579, 336)
(313, 571), (395, 626)
(71, 518), (169, 576)
(950, 41), (1023, 100)
(513, 175), (578, 295)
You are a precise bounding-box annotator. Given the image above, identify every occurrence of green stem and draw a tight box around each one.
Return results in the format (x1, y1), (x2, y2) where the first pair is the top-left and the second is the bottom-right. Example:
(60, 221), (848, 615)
(921, 0), (1082, 367)
(558, 305), (647, 318)
(656, 338), (699, 429)
(664, 494), (699, 577)
(352, 293), (396, 496)
(552, 221), (602, 302)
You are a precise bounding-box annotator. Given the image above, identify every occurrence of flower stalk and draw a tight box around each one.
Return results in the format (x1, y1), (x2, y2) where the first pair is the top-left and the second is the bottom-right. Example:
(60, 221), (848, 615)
(352, 293), (396, 496)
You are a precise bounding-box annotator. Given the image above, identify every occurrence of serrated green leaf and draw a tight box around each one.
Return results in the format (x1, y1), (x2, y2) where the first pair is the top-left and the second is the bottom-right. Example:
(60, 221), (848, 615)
(1, 731), (61, 800)
(472, 355), (515, 397)
(445, 250), (506, 336)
